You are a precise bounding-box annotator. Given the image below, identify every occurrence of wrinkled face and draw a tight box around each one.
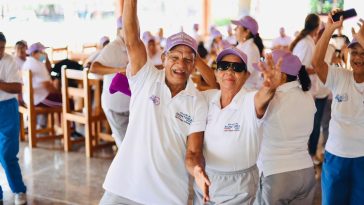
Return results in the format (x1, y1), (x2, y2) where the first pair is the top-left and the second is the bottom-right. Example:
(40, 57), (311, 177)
(162, 45), (196, 87)
(0, 41), (5, 59)
(235, 25), (249, 42)
(16, 44), (27, 59)
(215, 54), (249, 91)
(350, 44), (364, 76)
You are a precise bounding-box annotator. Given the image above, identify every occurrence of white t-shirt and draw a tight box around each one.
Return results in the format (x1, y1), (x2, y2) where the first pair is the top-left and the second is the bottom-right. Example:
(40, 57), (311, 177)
(257, 81), (316, 177)
(103, 61), (208, 205)
(94, 36), (130, 113)
(22, 57), (51, 105)
(324, 66), (364, 158)
(202, 88), (262, 171)
(272, 36), (292, 48)
(236, 38), (262, 91)
(226, 35), (237, 45)
(14, 56), (26, 70)
(0, 53), (22, 102)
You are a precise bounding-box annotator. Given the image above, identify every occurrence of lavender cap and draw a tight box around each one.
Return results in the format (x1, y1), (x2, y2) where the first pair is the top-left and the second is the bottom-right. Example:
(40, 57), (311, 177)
(216, 47), (248, 65)
(231, 16), (259, 35)
(164, 31), (197, 54)
(26, 42), (46, 55)
(253, 50), (302, 76)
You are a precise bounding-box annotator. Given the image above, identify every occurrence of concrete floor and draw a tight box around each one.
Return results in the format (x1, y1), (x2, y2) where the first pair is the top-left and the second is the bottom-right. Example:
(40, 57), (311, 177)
(0, 141), (322, 205)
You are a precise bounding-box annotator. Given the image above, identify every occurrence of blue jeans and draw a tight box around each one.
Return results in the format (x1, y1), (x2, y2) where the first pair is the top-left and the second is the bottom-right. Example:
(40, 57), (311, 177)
(322, 151), (364, 205)
(0, 98), (26, 199)
(308, 97), (327, 156)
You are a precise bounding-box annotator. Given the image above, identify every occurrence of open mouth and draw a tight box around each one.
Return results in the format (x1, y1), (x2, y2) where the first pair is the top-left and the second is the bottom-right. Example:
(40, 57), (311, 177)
(353, 61), (364, 67)
(172, 68), (186, 76)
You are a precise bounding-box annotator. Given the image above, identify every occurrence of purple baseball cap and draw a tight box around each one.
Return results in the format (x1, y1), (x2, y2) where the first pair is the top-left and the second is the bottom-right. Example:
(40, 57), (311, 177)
(216, 47), (248, 65)
(99, 36), (110, 46)
(164, 31), (197, 55)
(348, 38), (359, 48)
(26, 42), (46, 55)
(211, 29), (222, 39)
(116, 16), (123, 29)
(142, 31), (155, 44)
(109, 72), (131, 96)
(253, 50), (302, 76)
(231, 16), (259, 35)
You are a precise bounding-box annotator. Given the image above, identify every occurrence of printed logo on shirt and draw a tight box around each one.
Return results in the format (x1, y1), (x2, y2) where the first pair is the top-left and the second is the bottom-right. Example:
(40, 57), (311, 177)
(149, 95), (160, 105)
(175, 112), (192, 125)
(224, 123), (241, 131)
(335, 93), (348, 102)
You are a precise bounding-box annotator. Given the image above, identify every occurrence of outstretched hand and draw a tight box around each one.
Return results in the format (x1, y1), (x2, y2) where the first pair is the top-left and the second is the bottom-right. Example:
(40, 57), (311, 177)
(257, 54), (282, 90)
(194, 165), (211, 203)
(326, 9), (344, 31)
(351, 18), (364, 43)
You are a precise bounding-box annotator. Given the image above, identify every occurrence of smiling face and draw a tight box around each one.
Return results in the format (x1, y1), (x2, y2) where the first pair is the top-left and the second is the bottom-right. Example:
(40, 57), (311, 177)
(350, 44), (364, 77)
(215, 54), (249, 92)
(162, 45), (196, 88)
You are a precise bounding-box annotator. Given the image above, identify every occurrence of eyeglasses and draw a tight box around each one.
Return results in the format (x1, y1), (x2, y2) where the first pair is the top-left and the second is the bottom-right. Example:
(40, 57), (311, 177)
(167, 51), (195, 66)
(216, 61), (247, 73)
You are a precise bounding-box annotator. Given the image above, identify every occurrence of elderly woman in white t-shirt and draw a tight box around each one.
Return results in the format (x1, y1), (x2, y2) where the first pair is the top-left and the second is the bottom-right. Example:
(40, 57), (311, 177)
(193, 47), (282, 205)
(254, 50), (316, 205)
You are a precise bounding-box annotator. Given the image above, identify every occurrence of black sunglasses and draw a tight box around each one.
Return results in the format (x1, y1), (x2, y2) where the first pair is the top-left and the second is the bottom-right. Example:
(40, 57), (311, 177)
(216, 61), (247, 73)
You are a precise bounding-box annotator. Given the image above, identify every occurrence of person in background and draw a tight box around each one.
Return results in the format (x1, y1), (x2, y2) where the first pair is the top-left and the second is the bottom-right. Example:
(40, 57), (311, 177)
(312, 11), (364, 205)
(142, 31), (163, 68)
(90, 16), (130, 148)
(331, 26), (350, 67)
(0, 32), (27, 205)
(100, 0), (211, 204)
(290, 13), (326, 164)
(155, 27), (166, 49)
(232, 15), (265, 90)
(254, 50), (316, 205)
(272, 27), (292, 51)
(22, 42), (62, 108)
(225, 25), (237, 46)
(83, 36), (110, 68)
(193, 23), (203, 43)
(14, 40), (28, 69)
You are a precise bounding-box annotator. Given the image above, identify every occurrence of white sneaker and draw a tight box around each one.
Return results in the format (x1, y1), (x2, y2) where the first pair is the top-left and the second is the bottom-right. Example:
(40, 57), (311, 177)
(14, 193), (27, 205)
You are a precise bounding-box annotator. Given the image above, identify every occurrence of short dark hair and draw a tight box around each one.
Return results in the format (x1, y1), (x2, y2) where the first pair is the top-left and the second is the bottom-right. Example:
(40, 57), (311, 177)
(15, 40), (27, 47)
(0, 32), (6, 42)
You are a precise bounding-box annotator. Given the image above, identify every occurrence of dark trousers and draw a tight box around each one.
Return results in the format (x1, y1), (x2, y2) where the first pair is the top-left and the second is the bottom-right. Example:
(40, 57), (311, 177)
(308, 97), (328, 156)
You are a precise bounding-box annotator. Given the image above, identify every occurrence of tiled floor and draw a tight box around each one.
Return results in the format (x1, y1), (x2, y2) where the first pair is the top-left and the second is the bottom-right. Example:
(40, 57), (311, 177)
(0, 141), (323, 205)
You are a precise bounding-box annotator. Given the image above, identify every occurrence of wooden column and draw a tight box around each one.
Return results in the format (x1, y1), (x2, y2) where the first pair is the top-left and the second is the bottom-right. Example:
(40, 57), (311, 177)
(202, 0), (210, 37)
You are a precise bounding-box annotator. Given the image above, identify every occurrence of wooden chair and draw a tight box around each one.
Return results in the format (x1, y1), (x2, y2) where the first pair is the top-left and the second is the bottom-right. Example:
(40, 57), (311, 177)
(62, 67), (113, 157)
(51, 46), (68, 64)
(82, 43), (98, 54)
(19, 70), (62, 148)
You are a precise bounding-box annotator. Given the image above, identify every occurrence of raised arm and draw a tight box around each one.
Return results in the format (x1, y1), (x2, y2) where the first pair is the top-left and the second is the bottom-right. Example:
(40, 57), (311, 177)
(194, 56), (218, 88)
(254, 54), (282, 118)
(351, 18), (364, 48)
(185, 132), (211, 203)
(312, 11), (343, 84)
(123, 0), (147, 76)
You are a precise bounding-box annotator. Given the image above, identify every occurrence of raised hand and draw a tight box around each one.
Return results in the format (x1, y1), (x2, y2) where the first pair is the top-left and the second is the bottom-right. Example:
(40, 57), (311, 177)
(194, 165), (211, 203)
(351, 18), (364, 43)
(257, 54), (282, 90)
(326, 9), (344, 31)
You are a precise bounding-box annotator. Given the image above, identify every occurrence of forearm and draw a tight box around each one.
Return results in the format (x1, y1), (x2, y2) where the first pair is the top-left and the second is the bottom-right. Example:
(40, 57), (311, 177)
(195, 57), (218, 88)
(124, 0), (141, 46)
(185, 150), (205, 177)
(254, 87), (276, 118)
(90, 62), (125, 75)
(0, 82), (22, 94)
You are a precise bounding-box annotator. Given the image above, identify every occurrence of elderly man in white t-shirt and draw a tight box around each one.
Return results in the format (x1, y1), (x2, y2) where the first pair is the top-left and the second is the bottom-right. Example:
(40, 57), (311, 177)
(0, 32), (27, 205)
(312, 13), (364, 205)
(99, 0), (212, 204)
(90, 17), (130, 148)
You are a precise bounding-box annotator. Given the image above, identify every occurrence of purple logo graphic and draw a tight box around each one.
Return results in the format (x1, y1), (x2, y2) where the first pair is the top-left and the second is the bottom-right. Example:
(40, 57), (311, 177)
(149, 95), (160, 105)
